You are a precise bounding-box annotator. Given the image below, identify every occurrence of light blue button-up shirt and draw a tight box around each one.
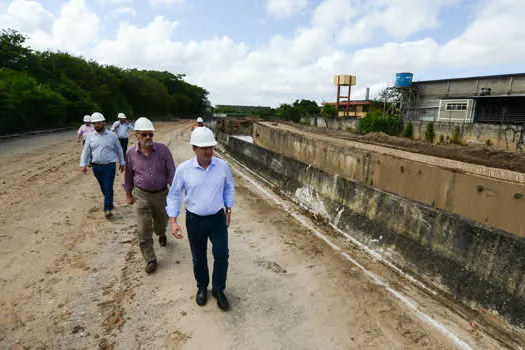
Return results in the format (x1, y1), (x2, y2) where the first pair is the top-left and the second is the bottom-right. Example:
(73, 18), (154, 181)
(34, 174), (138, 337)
(111, 121), (134, 139)
(166, 156), (235, 218)
(80, 129), (125, 167)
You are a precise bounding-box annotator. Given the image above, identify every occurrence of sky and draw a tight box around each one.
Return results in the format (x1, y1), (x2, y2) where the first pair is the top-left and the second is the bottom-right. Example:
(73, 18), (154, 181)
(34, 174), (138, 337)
(1, 0), (525, 107)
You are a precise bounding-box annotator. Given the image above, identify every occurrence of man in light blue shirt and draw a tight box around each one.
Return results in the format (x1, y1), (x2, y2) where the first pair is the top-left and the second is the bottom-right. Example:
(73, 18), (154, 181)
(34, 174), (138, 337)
(167, 127), (234, 311)
(111, 112), (134, 151)
(80, 112), (125, 218)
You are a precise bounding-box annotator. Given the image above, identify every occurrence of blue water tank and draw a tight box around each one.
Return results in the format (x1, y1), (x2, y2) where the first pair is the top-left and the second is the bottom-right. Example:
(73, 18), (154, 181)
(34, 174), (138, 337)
(395, 72), (413, 88)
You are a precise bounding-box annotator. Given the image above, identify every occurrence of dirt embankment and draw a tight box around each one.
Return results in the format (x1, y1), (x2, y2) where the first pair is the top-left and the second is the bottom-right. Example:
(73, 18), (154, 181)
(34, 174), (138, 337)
(287, 122), (525, 173)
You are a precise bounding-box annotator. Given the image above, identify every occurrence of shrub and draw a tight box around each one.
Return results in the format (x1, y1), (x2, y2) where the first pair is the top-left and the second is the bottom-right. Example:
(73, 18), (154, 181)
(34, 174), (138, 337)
(485, 139), (493, 146)
(439, 135), (445, 144)
(450, 126), (462, 144)
(356, 111), (403, 136)
(321, 104), (338, 119)
(425, 122), (435, 143)
(403, 121), (413, 138)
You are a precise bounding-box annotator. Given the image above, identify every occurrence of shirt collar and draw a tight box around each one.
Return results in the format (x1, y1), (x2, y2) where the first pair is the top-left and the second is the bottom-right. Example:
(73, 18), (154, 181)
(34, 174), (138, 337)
(135, 142), (157, 153)
(191, 156), (215, 169)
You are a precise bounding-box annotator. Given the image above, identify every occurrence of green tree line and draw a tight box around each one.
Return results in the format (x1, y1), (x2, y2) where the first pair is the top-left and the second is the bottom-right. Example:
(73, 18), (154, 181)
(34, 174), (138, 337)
(213, 99), (320, 122)
(0, 29), (209, 135)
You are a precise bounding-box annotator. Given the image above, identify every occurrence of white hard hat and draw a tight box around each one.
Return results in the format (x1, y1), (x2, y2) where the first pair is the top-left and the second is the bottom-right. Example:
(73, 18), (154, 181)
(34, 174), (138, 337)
(118, 112), (126, 119)
(197, 117), (204, 123)
(91, 112), (105, 123)
(134, 117), (155, 131)
(190, 127), (217, 147)
(83, 115), (91, 123)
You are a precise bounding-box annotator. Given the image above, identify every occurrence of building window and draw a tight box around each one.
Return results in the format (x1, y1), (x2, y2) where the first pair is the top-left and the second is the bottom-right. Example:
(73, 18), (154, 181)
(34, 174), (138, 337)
(362, 105), (369, 112)
(446, 103), (467, 111)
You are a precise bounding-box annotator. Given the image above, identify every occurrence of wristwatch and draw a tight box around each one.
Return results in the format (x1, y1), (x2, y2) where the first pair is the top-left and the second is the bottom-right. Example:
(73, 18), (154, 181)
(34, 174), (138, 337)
(225, 208), (232, 213)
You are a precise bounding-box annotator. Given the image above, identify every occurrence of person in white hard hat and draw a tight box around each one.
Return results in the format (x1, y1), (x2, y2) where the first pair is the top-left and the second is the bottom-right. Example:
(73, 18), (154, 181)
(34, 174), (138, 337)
(111, 113), (134, 151)
(192, 117), (205, 130)
(76, 115), (95, 145)
(123, 117), (176, 274)
(166, 127), (234, 311)
(80, 112), (126, 218)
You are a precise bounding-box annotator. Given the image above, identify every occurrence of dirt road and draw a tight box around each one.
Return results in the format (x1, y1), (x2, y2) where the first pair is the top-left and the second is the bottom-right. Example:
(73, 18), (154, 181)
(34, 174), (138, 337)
(0, 121), (520, 349)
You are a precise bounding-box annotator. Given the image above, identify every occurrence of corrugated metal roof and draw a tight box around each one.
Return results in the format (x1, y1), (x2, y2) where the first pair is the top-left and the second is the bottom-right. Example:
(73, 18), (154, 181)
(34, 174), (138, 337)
(413, 72), (525, 84)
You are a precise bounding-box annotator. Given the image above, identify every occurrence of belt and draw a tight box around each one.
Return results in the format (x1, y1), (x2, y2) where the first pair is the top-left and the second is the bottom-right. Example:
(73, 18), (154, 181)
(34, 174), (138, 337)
(137, 186), (166, 194)
(186, 209), (223, 218)
(91, 162), (115, 167)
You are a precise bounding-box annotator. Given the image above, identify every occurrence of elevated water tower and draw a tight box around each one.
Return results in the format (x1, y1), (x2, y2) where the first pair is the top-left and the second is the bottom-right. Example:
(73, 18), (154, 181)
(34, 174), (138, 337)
(334, 75), (356, 116)
(394, 72), (417, 121)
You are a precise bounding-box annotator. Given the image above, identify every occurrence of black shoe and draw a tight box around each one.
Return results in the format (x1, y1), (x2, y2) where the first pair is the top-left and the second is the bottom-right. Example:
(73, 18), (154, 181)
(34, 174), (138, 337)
(212, 290), (230, 311)
(145, 260), (157, 274)
(159, 236), (167, 247)
(196, 288), (207, 306)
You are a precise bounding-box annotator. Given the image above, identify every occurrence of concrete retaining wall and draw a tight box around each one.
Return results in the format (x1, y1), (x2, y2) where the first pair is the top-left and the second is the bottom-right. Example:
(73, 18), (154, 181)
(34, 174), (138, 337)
(218, 132), (525, 327)
(301, 116), (360, 131)
(253, 122), (525, 237)
(412, 121), (525, 151)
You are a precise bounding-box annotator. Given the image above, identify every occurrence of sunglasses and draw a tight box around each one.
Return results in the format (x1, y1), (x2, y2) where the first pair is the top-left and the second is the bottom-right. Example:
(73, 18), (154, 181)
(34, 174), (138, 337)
(138, 132), (154, 138)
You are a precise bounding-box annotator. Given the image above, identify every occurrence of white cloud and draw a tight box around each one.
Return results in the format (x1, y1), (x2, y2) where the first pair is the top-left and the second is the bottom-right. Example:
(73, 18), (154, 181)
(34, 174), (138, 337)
(336, 0), (457, 45)
(11, 0), (101, 54)
(266, 0), (308, 19)
(150, 0), (183, 6)
(108, 0), (133, 3)
(1, 0), (54, 33)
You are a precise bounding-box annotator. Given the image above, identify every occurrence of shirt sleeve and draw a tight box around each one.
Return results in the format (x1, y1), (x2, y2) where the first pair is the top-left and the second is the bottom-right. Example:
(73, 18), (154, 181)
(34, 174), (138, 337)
(165, 148), (176, 187)
(115, 135), (125, 165)
(129, 123), (134, 131)
(223, 163), (235, 208)
(123, 151), (134, 193)
(77, 126), (83, 135)
(166, 166), (184, 218)
(80, 134), (91, 167)
(110, 122), (116, 131)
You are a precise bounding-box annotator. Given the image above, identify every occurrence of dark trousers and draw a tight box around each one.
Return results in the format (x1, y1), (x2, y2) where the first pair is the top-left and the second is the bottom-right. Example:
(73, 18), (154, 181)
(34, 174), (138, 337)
(92, 163), (116, 211)
(186, 209), (229, 293)
(119, 138), (128, 151)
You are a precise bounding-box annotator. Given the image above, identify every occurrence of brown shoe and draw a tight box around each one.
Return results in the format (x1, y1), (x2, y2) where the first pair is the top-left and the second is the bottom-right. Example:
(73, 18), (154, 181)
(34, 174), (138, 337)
(104, 210), (113, 218)
(145, 260), (157, 274)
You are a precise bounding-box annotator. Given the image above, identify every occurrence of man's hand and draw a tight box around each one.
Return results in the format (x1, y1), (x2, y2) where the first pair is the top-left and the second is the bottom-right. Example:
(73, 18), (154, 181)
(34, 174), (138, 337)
(226, 210), (231, 227)
(81, 166), (88, 174)
(119, 165), (125, 173)
(171, 220), (184, 239)
(125, 193), (135, 205)
(115, 123), (120, 129)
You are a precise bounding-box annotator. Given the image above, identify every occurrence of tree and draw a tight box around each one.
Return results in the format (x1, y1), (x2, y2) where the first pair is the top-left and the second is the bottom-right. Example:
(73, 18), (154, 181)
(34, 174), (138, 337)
(321, 104), (338, 119)
(0, 68), (67, 133)
(376, 87), (401, 117)
(294, 99), (320, 116)
(0, 29), (210, 134)
(425, 122), (435, 143)
(0, 29), (34, 71)
(403, 121), (413, 138)
(278, 103), (301, 123)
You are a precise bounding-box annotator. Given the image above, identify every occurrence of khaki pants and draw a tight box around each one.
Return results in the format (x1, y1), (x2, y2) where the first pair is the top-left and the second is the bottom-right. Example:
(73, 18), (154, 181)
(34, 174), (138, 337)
(134, 187), (168, 263)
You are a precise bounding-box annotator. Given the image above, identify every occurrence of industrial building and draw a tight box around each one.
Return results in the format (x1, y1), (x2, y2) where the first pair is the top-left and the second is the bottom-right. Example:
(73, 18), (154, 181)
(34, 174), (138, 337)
(400, 73), (525, 124)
